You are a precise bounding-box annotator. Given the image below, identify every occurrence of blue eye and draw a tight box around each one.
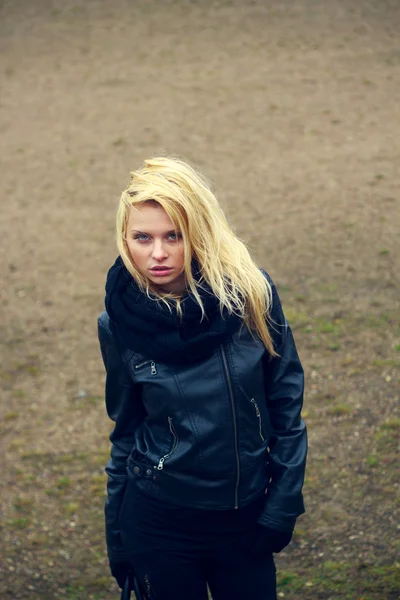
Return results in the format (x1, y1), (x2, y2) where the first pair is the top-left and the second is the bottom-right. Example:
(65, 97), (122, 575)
(134, 233), (150, 241)
(168, 232), (182, 241)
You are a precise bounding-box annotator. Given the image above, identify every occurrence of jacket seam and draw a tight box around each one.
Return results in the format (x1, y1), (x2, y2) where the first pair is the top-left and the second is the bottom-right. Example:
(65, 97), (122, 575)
(173, 371), (204, 464)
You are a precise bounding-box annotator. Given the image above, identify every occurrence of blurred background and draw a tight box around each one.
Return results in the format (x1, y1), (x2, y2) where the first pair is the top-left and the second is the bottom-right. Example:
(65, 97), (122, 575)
(1, 0), (399, 598)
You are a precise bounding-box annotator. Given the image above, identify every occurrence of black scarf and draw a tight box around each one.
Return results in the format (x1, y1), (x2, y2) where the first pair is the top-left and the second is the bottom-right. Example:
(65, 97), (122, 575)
(104, 257), (242, 365)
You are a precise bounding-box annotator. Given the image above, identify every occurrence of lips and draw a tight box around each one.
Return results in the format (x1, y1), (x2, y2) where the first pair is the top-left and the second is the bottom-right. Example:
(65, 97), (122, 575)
(150, 266), (172, 276)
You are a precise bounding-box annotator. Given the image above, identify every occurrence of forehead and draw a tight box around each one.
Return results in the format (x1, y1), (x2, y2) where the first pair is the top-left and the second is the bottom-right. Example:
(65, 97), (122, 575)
(127, 202), (175, 231)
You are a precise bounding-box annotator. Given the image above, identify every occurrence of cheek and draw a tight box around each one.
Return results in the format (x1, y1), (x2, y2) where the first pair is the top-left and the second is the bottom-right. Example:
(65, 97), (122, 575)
(176, 244), (185, 265)
(127, 242), (146, 264)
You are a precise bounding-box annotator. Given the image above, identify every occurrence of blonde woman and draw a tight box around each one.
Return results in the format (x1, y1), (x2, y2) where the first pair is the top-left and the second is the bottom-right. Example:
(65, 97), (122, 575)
(98, 157), (307, 600)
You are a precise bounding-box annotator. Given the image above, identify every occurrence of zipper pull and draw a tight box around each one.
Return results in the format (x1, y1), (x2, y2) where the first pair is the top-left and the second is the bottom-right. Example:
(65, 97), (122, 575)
(151, 361), (157, 375)
(156, 457), (165, 470)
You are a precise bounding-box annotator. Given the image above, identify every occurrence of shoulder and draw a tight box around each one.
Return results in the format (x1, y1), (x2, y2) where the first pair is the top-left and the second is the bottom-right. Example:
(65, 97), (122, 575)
(259, 268), (275, 288)
(259, 269), (285, 322)
(259, 269), (278, 303)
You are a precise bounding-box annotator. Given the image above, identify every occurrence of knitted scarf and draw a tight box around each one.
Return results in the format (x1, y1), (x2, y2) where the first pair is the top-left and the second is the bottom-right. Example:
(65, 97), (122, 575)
(104, 257), (242, 365)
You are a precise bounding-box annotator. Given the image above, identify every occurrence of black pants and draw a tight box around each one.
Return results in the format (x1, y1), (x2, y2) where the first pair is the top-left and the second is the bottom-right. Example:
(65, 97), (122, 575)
(120, 479), (277, 600)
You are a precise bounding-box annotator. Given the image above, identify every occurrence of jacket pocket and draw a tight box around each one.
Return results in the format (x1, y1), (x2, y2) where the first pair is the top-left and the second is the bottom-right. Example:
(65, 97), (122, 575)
(156, 417), (178, 470)
(134, 359), (157, 375)
(249, 397), (265, 442)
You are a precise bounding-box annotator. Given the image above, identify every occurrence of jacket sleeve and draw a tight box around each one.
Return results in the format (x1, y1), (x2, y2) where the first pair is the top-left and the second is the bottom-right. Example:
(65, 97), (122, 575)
(98, 311), (145, 562)
(258, 275), (307, 533)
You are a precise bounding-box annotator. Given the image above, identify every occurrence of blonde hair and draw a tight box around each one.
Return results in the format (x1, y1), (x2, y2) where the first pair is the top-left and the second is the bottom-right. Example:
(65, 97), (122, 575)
(116, 156), (277, 356)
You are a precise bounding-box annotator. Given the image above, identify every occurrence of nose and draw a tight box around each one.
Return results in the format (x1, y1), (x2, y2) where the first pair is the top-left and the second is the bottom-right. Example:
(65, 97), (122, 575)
(151, 239), (168, 261)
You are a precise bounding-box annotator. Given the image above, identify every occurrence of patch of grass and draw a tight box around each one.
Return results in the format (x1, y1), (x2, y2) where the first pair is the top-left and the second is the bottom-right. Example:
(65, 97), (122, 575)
(25, 365), (40, 376)
(316, 320), (339, 334)
(378, 248), (389, 255)
(14, 359), (41, 377)
(327, 403), (352, 416)
(9, 438), (25, 450)
(45, 488), (61, 497)
(57, 476), (71, 489)
(20, 449), (48, 459)
(89, 473), (106, 496)
(366, 455), (379, 467)
(284, 307), (310, 329)
(372, 359), (399, 368)
(316, 283), (338, 294)
(13, 496), (34, 512)
(0, 368), (13, 381)
(30, 533), (50, 546)
(395, 344), (400, 352)
(5, 411), (19, 420)
(327, 342), (341, 351)
(65, 502), (80, 515)
(381, 418), (400, 430)
(86, 395), (103, 405)
(8, 517), (30, 529)
(347, 367), (361, 376)
(276, 562), (400, 597)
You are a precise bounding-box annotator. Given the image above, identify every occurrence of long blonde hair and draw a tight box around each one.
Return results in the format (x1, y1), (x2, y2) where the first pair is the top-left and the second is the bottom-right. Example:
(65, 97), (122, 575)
(116, 156), (277, 356)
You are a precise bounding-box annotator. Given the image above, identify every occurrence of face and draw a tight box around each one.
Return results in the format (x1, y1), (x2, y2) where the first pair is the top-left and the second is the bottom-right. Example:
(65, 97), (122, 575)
(126, 202), (186, 294)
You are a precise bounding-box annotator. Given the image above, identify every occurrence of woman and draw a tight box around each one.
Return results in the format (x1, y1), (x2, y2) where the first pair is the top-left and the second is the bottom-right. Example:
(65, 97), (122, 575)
(98, 157), (307, 600)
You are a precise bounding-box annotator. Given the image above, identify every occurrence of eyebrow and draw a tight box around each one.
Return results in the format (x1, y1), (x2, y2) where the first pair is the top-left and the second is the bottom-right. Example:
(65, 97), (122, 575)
(130, 229), (178, 235)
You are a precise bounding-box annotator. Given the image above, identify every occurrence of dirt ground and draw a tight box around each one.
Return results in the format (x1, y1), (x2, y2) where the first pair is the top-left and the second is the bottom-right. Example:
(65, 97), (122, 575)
(1, 0), (399, 598)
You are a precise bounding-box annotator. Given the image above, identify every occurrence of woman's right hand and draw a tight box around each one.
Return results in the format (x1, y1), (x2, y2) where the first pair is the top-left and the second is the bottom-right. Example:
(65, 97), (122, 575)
(109, 559), (132, 589)
(247, 524), (293, 556)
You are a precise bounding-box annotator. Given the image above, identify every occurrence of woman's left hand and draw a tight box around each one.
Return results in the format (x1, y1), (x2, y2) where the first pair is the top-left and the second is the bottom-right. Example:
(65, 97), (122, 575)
(247, 524), (292, 556)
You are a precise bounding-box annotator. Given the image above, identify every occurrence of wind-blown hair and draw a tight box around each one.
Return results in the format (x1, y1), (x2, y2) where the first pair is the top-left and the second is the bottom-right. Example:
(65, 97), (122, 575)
(116, 156), (276, 356)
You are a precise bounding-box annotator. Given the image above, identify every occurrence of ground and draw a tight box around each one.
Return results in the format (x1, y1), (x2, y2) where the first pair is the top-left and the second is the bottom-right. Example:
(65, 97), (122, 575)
(0, 0), (399, 598)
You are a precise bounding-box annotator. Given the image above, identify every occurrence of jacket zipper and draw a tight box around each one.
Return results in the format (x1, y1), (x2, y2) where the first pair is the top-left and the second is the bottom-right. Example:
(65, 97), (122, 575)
(156, 417), (178, 470)
(135, 360), (157, 375)
(220, 346), (240, 510)
(250, 398), (265, 442)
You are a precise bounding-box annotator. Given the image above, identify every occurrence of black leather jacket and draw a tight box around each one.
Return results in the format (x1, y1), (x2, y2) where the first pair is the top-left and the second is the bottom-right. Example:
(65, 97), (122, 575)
(98, 278), (307, 561)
